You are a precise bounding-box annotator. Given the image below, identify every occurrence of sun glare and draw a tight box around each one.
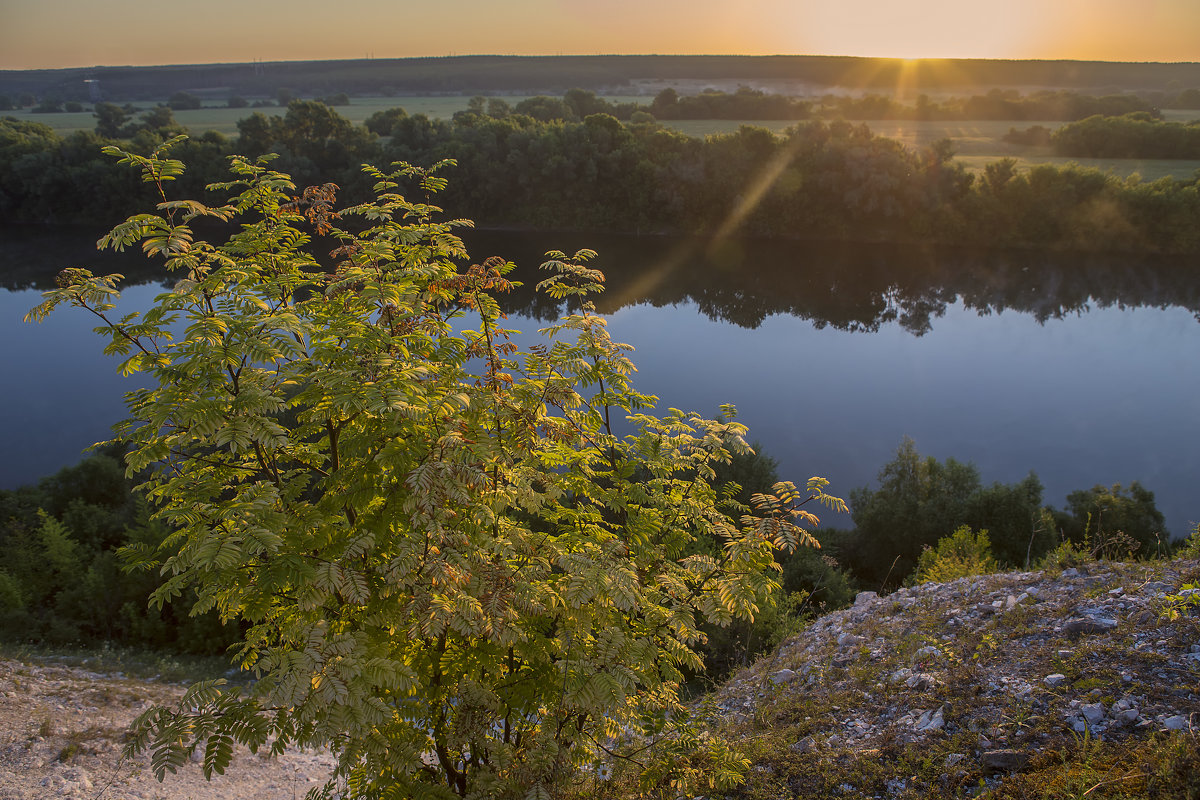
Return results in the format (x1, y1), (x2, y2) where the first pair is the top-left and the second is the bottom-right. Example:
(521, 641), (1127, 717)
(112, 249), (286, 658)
(793, 0), (1057, 61)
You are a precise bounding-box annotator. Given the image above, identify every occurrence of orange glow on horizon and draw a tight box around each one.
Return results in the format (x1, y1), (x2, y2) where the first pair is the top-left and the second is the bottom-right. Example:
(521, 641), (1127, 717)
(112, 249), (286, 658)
(0, 0), (1198, 70)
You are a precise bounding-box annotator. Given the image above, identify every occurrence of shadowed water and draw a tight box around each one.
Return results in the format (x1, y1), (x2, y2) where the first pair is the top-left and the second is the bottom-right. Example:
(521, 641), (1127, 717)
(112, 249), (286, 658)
(3, 225), (1197, 536)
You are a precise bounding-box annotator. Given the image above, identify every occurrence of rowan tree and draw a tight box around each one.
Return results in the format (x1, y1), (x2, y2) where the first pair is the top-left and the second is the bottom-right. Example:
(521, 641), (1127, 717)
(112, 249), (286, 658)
(29, 137), (843, 799)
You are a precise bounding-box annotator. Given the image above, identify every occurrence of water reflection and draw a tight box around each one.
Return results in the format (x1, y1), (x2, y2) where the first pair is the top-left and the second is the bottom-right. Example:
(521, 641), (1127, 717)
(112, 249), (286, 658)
(5, 225), (1197, 337)
(465, 230), (1200, 337)
(3, 225), (1197, 537)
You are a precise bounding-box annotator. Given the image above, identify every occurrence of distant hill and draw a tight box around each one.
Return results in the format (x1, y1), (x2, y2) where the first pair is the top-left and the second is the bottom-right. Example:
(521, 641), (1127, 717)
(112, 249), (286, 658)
(2, 54), (1199, 103)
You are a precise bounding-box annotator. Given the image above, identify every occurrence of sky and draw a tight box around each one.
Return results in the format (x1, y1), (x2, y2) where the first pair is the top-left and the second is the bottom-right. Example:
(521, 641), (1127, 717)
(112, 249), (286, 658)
(1, 0), (1198, 70)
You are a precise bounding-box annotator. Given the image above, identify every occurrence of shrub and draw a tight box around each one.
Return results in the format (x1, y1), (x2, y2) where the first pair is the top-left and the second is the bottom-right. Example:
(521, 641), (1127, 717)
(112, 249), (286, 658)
(911, 525), (998, 584)
(30, 139), (844, 798)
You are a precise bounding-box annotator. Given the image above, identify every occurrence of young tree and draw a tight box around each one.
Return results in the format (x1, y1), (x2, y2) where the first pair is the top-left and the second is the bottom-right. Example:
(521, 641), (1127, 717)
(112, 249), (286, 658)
(29, 139), (843, 799)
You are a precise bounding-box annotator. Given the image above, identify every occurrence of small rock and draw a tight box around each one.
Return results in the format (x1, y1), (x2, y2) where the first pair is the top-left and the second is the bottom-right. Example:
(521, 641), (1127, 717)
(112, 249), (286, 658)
(1162, 715), (1191, 731)
(790, 736), (815, 754)
(1081, 703), (1106, 725)
(1065, 616), (1118, 635)
(905, 673), (938, 691)
(1114, 708), (1140, 724)
(1043, 673), (1067, 688)
(982, 749), (1029, 772)
(837, 632), (864, 648)
(945, 753), (966, 767)
(914, 706), (945, 733)
(769, 669), (797, 686)
(853, 591), (878, 607)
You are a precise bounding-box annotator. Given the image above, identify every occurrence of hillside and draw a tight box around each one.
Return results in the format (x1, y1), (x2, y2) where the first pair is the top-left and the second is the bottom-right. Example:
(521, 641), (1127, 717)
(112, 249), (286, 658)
(0, 557), (1196, 799)
(3, 55), (1200, 103)
(705, 557), (1200, 799)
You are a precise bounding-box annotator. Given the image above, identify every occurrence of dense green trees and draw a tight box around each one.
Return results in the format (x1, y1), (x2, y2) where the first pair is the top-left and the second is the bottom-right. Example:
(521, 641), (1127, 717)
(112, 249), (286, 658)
(1051, 113), (1200, 159)
(0, 449), (235, 652)
(836, 438), (1167, 590)
(3, 92), (1200, 251)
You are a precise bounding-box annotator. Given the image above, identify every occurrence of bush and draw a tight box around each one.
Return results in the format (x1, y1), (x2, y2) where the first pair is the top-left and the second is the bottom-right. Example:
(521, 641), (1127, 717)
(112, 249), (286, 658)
(31, 140), (844, 798)
(911, 525), (998, 584)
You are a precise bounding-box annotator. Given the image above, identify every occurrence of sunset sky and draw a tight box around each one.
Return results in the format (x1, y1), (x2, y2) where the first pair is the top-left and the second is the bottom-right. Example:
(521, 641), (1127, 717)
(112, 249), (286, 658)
(1, 0), (1198, 70)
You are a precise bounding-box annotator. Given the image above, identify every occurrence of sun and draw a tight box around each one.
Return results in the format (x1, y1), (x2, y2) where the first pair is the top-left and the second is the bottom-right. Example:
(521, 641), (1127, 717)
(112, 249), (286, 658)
(792, 0), (1053, 61)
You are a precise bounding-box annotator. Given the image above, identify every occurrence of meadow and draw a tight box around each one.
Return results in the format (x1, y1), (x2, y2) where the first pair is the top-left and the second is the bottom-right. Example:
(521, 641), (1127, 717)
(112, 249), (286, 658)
(7, 97), (1199, 180)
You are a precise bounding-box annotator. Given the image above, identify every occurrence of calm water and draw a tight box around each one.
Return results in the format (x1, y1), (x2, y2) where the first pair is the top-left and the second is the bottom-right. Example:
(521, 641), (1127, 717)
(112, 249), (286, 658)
(3, 226), (1198, 536)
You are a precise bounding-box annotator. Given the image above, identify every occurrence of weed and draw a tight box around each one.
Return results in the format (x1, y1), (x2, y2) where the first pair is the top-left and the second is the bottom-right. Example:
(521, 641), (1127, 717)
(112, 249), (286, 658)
(55, 742), (81, 762)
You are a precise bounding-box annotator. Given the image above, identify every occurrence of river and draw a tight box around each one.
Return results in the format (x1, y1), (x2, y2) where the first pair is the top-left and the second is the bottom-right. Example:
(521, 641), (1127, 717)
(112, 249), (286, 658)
(2, 225), (1197, 536)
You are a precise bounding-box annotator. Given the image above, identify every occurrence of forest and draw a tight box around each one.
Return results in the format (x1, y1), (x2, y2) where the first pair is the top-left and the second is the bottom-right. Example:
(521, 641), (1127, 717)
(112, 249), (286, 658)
(2, 89), (1200, 253)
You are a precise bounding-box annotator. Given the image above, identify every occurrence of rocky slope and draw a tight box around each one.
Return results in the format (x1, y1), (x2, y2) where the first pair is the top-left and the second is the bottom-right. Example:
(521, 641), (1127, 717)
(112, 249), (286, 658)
(708, 557), (1200, 799)
(0, 557), (1196, 799)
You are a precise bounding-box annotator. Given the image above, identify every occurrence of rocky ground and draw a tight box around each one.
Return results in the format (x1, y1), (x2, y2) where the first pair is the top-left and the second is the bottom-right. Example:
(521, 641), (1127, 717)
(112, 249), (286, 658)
(0, 659), (333, 800)
(709, 557), (1200, 798)
(0, 557), (1197, 800)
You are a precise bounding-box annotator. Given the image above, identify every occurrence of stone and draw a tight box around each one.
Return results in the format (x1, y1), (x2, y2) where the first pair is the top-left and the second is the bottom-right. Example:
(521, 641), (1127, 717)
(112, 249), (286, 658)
(982, 749), (1029, 772)
(768, 669), (797, 686)
(837, 632), (864, 648)
(790, 736), (815, 754)
(1162, 715), (1191, 731)
(914, 706), (945, 733)
(1043, 673), (1067, 688)
(945, 753), (966, 767)
(1065, 616), (1118, 635)
(853, 591), (878, 607)
(1081, 703), (1106, 725)
(1114, 708), (1140, 724)
(905, 673), (937, 691)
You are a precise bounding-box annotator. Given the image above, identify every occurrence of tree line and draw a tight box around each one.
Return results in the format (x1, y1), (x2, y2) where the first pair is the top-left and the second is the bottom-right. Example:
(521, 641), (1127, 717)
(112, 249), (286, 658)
(2, 93), (1199, 254)
(646, 86), (1169, 121)
(0, 437), (1172, 666)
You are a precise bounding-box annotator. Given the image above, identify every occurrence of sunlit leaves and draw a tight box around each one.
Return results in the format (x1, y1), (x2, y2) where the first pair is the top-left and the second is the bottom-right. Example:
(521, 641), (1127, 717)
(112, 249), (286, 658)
(40, 144), (841, 800)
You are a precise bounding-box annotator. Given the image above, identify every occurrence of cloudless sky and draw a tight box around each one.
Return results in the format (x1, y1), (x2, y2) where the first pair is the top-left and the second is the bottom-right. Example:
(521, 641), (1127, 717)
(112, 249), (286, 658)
(1, 0), (1198, 70)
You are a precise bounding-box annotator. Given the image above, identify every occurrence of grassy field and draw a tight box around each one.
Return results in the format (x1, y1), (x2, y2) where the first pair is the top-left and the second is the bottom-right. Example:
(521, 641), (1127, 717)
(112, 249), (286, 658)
(3, 95), (648, 137)
(662, 117), (1200, 180)
(8, 98), (1198, 180)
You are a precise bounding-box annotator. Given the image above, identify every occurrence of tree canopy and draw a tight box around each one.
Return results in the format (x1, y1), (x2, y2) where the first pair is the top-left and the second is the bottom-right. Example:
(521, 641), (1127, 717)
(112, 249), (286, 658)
(28, 140), (844, 798)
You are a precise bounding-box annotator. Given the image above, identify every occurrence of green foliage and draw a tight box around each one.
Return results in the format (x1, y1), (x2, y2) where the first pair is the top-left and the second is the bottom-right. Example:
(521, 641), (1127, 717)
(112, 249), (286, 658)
(1178, 523), (1200, 559)
(911, 525), (998, 584)
(0, 450), (238, 653)
(1053, 112), (1200, 159)
(844, 438), (987, 588)
(6, 90), (1200, 249)
(1055, 481), (1168, 557)
(32, 142), (844, 798)
(1159, 582), (1200, 621)
(168, 92), (202, 111)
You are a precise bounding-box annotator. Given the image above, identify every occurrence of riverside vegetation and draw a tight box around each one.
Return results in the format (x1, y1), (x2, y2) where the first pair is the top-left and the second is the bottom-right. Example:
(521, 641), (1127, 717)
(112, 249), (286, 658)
(6, 133), (1196, 797)
(2, 87), (1200, 252)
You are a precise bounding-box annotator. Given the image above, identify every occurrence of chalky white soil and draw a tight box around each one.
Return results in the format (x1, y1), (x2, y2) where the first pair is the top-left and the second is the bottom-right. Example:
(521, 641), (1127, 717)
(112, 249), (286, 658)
(0, 659), (333, 800)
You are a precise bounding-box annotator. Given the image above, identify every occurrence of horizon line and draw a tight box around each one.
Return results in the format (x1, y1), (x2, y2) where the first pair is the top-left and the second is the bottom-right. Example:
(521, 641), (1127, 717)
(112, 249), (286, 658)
(5, 52), (1200, 73)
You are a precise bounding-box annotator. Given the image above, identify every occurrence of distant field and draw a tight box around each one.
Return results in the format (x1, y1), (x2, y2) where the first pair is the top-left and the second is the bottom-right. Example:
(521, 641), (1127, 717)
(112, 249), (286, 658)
(3, 95), (648, 137)
(7, 98), (1198, 181)
(661, 118), (1200, 180)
